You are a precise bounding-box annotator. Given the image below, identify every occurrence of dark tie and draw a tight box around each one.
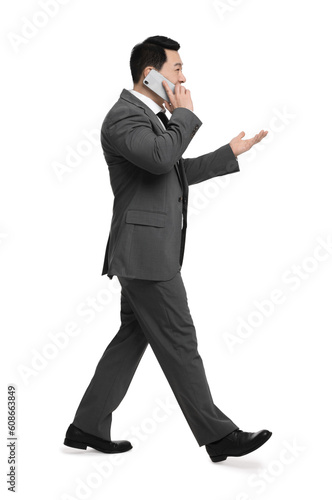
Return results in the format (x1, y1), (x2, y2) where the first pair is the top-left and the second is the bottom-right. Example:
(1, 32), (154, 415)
(156, 111), (169, 128)
(156, 111), (188, 267)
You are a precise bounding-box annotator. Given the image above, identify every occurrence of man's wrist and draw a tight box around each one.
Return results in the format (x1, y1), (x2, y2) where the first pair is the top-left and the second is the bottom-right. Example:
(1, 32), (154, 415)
(229, 143), (238, 160)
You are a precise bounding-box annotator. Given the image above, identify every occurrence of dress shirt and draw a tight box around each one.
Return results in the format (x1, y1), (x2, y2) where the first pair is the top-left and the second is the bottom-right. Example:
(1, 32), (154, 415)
(129, 89), (167, 128)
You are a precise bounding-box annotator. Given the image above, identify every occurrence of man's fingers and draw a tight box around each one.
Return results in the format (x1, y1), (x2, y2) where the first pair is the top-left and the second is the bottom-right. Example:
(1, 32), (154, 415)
(255, 130), (268, 143)
(163, 80), (182, 96)
(163, 81), (176, 108)
(162, 80), (171, 93)
(164, 101), (171, 112)
(235, 130), (267, 145)
(231, 129), (268, 156)
(174, 82), (182, 95)
(250, 130), (267, 142)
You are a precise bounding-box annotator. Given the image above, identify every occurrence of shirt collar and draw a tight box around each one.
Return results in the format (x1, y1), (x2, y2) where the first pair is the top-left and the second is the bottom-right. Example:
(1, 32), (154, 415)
(128, 89), (165, 114)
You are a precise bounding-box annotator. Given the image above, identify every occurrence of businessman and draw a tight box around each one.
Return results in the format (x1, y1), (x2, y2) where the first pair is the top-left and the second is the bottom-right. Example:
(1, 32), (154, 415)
(64, 35), (271, 463)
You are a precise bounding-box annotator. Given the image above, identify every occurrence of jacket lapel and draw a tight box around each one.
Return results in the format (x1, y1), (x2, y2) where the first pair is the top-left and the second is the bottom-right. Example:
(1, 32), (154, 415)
(120, 89), (185, 190)
(120, 89), (165, 133)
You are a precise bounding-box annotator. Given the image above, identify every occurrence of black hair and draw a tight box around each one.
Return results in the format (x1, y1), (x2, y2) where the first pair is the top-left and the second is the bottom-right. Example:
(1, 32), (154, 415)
(130, 35), (180, 84)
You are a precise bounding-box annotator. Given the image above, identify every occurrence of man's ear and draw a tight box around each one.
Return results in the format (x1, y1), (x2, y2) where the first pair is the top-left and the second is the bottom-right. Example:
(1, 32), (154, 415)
(143, 67), (153, 79)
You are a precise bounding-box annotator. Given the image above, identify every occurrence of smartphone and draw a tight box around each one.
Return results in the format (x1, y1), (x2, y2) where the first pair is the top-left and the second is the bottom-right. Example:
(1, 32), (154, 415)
(143, 69), (175, 102)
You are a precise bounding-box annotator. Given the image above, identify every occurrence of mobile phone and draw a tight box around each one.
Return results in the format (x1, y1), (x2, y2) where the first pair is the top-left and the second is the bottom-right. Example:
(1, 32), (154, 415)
(143, 69), (175, 102)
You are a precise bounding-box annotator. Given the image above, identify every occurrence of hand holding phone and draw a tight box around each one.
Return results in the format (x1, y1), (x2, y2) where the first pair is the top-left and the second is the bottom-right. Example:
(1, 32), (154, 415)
(162, 80), (194, 112)
(143, 69), (194, 112)
(143, 69), (175, 102)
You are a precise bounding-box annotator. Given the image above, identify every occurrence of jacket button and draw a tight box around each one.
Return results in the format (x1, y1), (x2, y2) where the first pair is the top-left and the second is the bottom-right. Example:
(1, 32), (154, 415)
(178, 196), (183, 202)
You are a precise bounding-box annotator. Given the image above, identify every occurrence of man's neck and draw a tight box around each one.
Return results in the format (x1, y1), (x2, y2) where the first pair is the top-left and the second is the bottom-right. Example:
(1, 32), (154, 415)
(133, 83), (164, 108)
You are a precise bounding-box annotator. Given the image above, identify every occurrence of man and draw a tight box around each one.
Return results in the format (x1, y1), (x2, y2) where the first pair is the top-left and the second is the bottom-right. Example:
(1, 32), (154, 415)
(64, 35), (271, 463)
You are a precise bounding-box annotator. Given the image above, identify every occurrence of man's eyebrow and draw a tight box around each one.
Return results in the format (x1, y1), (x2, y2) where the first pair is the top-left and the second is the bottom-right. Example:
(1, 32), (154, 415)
(174, 62), (183, 67)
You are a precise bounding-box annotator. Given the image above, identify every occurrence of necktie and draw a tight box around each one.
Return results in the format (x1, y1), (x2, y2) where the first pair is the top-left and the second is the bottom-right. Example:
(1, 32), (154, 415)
(156, 111), (188, 267)
(156, 111), (185, 186)
(156, 110), (169, 128)
(156, 111), (186, 190)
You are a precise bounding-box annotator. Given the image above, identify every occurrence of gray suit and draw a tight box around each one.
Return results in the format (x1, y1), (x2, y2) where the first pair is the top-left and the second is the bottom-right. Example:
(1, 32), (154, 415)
(101, 89), (239, 281)
(72, 89), (241, 446)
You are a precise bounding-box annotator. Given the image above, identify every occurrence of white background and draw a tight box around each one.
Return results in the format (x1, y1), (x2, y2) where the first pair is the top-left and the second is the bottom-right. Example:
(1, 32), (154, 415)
(1, 0), (332, 499)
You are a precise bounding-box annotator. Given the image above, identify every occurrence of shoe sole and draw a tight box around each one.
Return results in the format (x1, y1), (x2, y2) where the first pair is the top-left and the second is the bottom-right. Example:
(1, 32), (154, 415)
(210, 431), (272, 463)
(64, 438), (88, 450)
(63, 438), (132, 454)
(210, 454), (228, 462)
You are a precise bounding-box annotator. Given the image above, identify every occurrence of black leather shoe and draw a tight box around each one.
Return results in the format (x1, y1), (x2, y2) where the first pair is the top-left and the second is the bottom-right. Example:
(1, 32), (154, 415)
(64, 424), (132, 453)
(206, 429), (272, 462)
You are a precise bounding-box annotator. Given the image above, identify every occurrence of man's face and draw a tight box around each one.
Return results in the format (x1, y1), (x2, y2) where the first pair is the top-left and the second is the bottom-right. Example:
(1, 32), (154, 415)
(153, 49), (186, 85)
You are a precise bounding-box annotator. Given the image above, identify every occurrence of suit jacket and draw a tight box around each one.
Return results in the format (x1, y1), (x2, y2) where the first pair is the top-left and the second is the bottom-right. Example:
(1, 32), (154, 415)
(101, 89), (240, 281)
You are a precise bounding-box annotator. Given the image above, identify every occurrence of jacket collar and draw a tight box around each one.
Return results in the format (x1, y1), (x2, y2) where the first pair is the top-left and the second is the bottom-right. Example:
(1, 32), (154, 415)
(120, 89), (165, 133)
(119, 89), (185, 190)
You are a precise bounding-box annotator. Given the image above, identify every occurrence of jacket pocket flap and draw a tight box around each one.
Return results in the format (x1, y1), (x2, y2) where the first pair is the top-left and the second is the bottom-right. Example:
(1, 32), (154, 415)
(126, 210), (166, 227)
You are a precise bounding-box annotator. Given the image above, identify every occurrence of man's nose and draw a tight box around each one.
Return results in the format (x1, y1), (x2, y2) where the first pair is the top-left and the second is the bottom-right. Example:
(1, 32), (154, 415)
(179, 72), (186, 84)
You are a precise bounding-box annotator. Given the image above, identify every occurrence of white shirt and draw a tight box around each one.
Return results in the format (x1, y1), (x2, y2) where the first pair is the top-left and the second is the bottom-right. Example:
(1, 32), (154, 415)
(129, 89), (167, 128)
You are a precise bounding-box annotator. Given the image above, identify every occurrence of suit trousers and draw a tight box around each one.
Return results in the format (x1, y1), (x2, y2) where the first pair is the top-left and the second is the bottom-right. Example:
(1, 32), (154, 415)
(72, 271), (238, 446)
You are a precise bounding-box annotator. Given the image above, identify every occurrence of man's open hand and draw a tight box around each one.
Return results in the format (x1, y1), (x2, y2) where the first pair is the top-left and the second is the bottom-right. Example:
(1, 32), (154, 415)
(229, 130), (268, 157)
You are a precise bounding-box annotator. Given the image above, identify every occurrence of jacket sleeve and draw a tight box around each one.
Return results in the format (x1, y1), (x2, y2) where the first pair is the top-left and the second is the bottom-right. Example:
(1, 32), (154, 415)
(183, 143), (240, 186)
(102, 106), (202, 175)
